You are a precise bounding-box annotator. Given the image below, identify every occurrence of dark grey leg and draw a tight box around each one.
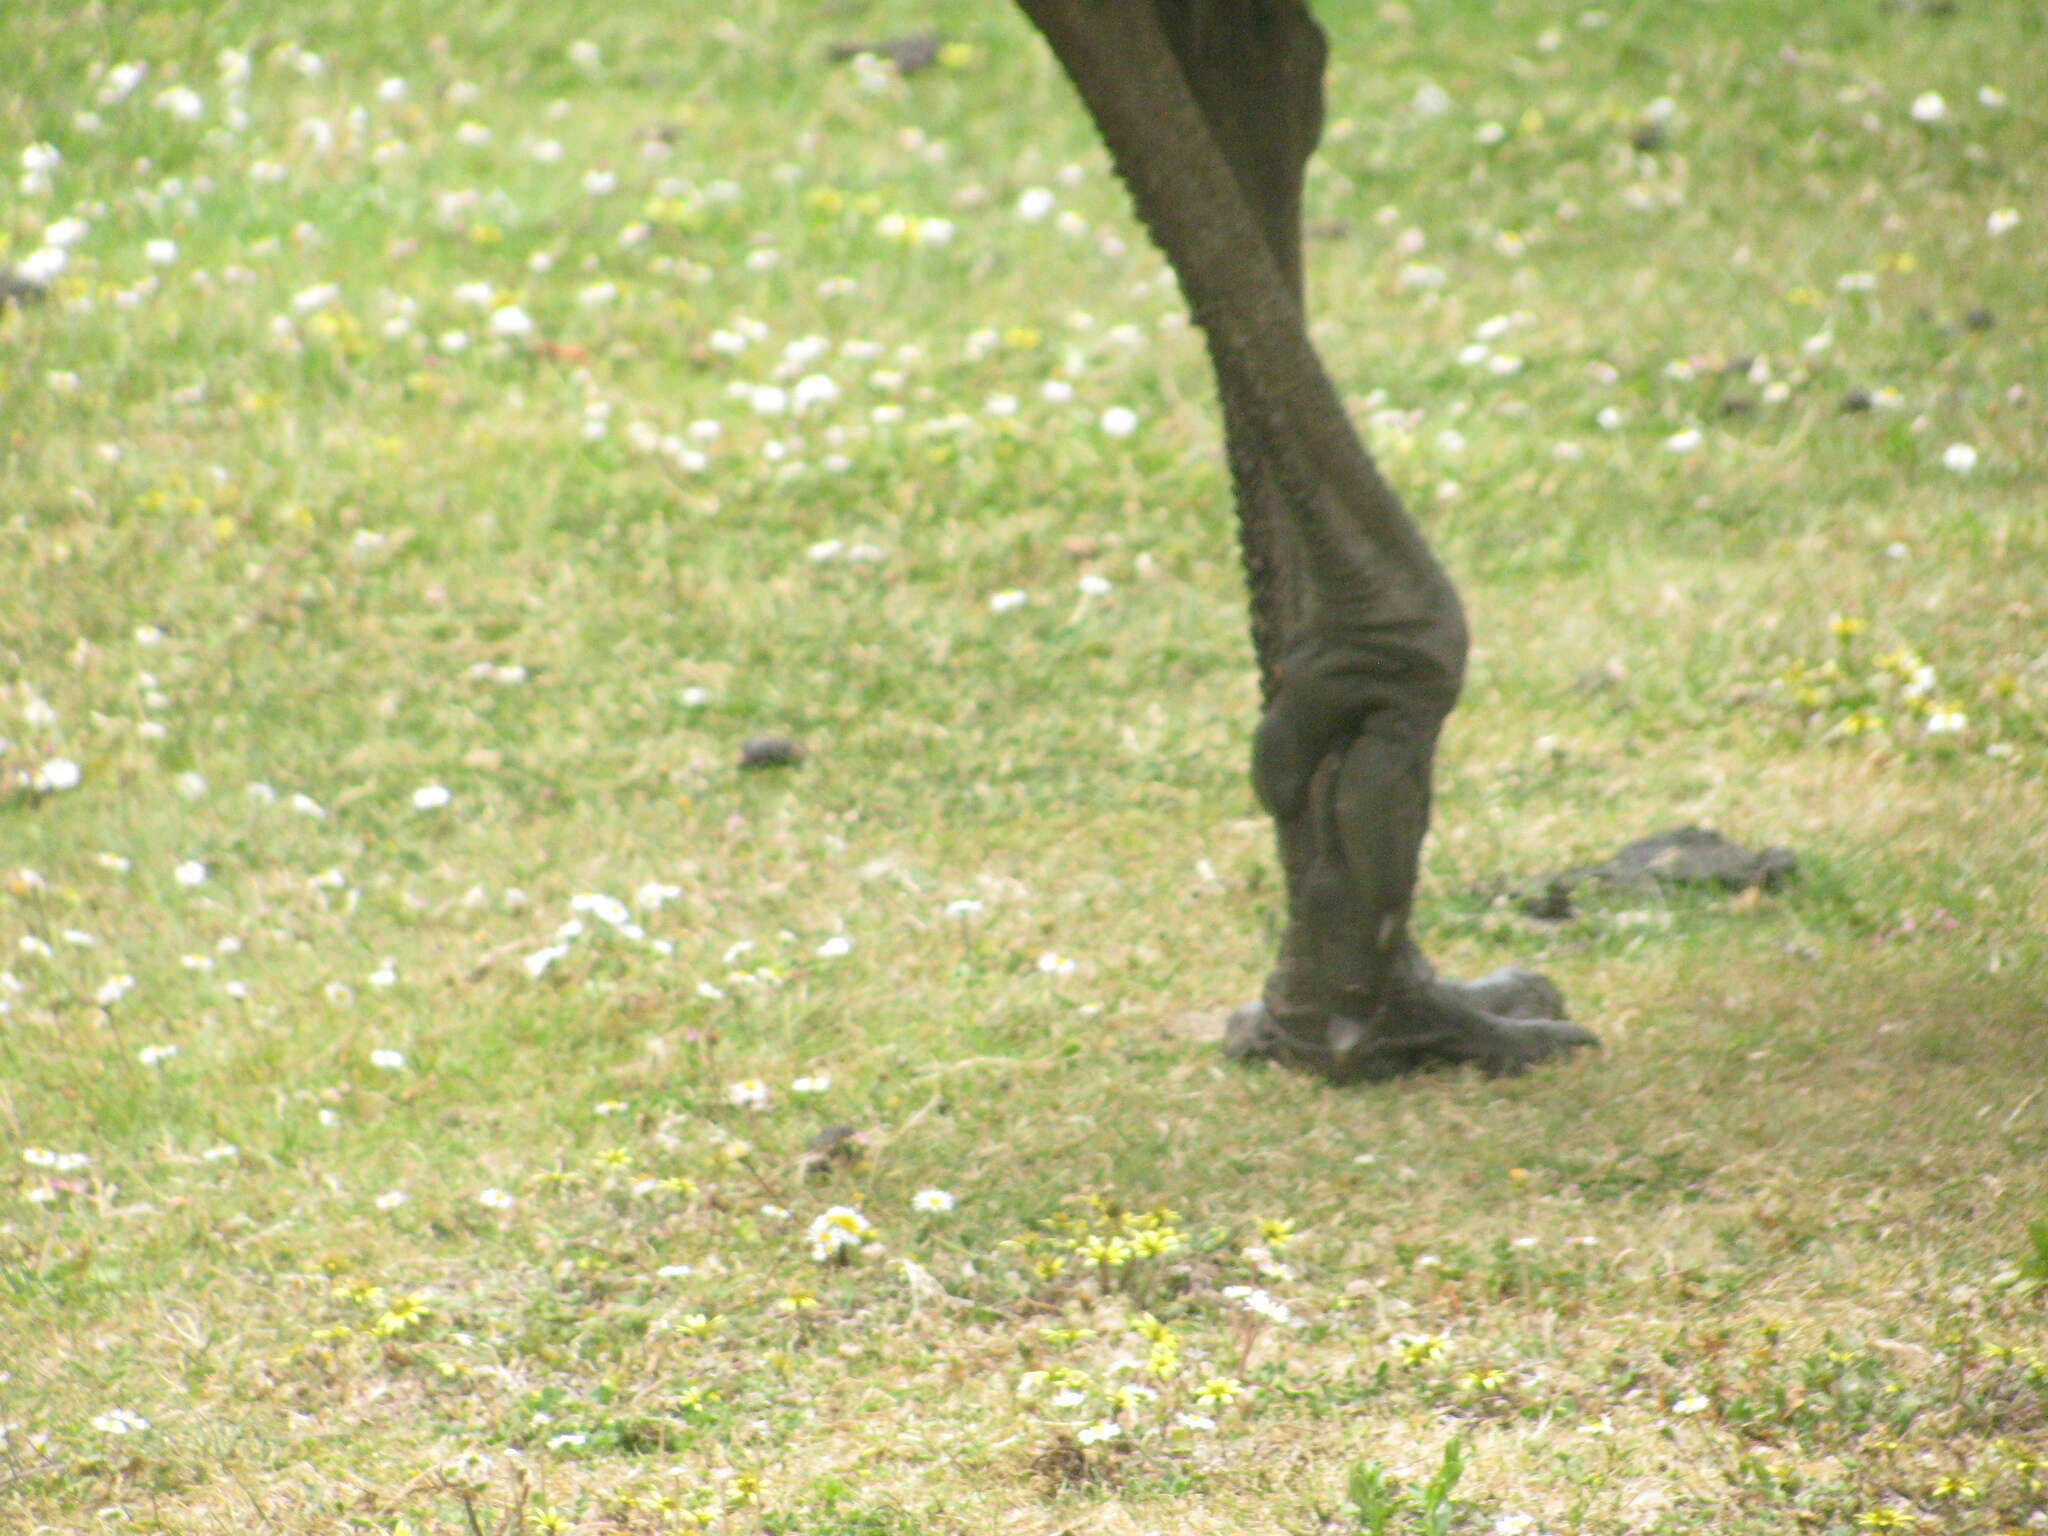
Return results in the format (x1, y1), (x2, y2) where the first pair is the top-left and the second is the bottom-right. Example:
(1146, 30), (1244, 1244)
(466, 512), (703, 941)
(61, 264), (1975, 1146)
(1016, 0), (1597, 1083)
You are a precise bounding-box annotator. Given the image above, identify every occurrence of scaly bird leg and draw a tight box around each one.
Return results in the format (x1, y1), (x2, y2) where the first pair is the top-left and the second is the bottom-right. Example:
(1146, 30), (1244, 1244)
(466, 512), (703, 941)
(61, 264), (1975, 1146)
(1014, 0), (1596, 1080)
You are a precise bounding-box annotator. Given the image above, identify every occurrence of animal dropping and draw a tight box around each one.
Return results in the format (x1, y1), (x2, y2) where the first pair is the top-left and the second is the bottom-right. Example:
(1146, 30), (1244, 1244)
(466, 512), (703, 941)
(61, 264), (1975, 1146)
(738, 734), (805, 770)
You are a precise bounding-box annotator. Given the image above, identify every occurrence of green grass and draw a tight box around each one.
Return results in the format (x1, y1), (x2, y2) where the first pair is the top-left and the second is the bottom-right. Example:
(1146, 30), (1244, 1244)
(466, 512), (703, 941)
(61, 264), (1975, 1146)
(2, 0), (2044, 1532)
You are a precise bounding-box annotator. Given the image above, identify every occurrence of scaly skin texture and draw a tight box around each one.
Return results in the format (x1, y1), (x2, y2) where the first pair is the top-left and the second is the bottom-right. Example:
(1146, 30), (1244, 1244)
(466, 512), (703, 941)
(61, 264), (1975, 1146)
(1014, 0), (1597, 1081)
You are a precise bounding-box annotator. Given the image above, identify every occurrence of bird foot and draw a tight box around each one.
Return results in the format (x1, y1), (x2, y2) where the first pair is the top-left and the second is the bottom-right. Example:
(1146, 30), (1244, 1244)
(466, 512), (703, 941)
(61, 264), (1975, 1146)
(1221, 966), (1597, 1084)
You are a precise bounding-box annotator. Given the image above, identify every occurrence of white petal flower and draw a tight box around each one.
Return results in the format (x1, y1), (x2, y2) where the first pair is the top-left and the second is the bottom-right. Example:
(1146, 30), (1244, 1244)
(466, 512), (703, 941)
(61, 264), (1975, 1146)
(1941, 442), (1978, 474)
(17, 247), (65, 283)
(912, 1188), (956, 1213)
(806, 1204), (873, 1261)
(34, 757), (81, 792)
(411, 783), (451, 810)
(370, 1048), (405, 1070)
(523, 944), (569, 978)
(155, 85), (203, 121)
(570, 892), (632, 928)
(100, 62), (147, 103)
(1098, 405), (1138, 438)
(791, 373), (840, 412)
(1909, 91), (1946, 123)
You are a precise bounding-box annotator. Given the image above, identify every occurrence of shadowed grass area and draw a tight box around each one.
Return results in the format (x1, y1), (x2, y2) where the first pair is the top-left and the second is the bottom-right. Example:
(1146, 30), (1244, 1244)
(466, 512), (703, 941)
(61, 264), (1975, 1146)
(1, 1), (2043, 1532)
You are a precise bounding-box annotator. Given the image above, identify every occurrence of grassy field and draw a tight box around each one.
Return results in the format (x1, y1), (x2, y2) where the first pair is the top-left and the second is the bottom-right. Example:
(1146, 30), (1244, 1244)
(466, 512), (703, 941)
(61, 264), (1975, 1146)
(3, 0), (2045, 1531)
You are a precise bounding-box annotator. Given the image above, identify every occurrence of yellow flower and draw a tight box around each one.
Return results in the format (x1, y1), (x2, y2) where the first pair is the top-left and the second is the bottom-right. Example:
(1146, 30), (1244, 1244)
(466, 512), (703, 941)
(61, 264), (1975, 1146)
(380, 1292), (431, 1326)
(1131, 1313), (1176, 1345)
(1195, 1375), (1246, 1406)
(1400, 1333), (1450, 1367)
(1079, 1235), (1133, 1267)
(1130, 1227), (1183, 1259)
